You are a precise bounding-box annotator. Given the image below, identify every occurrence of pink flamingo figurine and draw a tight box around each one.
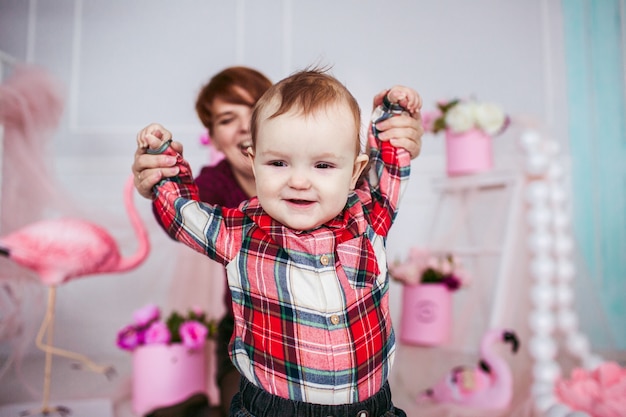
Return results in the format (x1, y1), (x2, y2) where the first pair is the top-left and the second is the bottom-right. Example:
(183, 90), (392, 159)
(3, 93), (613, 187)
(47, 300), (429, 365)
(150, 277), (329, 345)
(420, 328), (520, 410)
(0, 174), (150, 417)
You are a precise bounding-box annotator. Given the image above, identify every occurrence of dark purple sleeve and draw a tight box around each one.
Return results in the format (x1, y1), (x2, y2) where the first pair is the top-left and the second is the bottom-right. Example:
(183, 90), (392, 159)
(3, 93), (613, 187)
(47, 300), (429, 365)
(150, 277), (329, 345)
(150, 159), (247, 317)
(151, 159), (248, 227)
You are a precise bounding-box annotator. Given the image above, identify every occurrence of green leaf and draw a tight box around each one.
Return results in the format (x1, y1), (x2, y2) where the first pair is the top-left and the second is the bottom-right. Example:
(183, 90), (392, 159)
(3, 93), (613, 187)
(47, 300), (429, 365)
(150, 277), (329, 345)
(166, 312), (185, 343)
(440, 99), (460, 112)
(421, 267), (443, 283)
(433, 118), (447, 134)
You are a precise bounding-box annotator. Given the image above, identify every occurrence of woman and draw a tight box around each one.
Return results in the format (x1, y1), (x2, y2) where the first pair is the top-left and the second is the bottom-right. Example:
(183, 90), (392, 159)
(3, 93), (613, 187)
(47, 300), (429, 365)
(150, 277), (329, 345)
(132, 66), (424, 416)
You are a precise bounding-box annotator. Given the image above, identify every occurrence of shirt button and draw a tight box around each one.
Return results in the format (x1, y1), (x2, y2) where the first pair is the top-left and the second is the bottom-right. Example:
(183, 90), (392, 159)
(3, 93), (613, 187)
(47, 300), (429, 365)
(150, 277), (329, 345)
(320, 254), (330, 266)
(330, 315), (340, 325)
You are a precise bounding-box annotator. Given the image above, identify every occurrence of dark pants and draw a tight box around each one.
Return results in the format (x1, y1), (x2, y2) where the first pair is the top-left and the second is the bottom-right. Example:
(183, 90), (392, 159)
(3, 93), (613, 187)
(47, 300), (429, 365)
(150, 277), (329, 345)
(229, 377), (406, 417)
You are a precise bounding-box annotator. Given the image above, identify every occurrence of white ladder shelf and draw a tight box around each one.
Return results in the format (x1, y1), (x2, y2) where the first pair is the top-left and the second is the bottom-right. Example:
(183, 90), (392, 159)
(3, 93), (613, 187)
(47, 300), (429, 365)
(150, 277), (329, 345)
(426, 169), (525, 328)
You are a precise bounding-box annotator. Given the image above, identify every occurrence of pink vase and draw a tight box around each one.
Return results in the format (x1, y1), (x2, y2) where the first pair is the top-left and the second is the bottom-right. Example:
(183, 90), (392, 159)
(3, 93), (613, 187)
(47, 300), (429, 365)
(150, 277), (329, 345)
(445, 128), (493, 176)
(132, 344), (207, 416)
(400, 283), (452, 346)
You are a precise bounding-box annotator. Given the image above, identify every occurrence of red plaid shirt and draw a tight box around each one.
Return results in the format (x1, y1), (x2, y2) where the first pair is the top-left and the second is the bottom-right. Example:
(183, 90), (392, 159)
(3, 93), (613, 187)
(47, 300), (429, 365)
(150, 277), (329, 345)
(153, 135), (410, 404)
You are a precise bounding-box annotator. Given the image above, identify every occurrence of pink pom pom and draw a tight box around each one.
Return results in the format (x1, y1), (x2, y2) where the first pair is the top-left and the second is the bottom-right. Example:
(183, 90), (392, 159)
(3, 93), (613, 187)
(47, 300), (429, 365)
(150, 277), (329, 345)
(199, 131), (211, 146)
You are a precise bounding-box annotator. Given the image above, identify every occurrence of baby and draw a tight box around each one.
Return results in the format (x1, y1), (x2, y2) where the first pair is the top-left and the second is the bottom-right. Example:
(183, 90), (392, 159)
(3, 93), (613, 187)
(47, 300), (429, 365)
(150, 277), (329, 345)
(137, 68), (420, 417)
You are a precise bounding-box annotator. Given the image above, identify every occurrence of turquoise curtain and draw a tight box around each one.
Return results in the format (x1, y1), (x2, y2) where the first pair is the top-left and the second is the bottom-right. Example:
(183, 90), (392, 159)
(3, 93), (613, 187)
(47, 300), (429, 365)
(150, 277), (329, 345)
(562, 0), (626, 349)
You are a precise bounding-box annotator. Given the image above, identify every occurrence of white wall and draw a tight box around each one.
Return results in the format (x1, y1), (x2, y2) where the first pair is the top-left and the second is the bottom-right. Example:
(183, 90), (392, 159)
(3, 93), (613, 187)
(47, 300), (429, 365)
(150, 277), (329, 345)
(0, 0), (568, 360)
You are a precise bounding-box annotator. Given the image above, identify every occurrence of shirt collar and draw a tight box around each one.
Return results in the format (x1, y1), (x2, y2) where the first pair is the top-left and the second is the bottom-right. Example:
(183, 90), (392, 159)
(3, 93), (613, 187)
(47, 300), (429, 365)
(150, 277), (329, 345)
(240, 192), (368, 244)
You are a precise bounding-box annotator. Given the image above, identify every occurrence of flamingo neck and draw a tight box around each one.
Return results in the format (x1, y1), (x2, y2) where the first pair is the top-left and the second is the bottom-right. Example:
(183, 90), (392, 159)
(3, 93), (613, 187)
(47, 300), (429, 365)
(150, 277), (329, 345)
(116, 175), (150, 272)
(480, 330), (513, 387)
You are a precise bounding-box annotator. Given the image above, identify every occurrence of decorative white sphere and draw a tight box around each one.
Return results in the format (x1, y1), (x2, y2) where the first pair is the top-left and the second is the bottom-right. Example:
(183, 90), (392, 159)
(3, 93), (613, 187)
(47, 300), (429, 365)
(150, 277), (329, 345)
(530, 284), (555, 307)
(566, 333), (591, 358)
(549, 185), (567, 205)
(527, 154), (551, 176)
(526, 181), (550, 203)
(582, 354), (604, 370)
(557, 309), (578, 332)
(528, 232), (553, 254)
(545, 403), (573, 417)
(533, 359), (561, 383)
(529, 310), (556, 334)
(530, 256), (556, 280)
(544, 140), (561, 156)
(553, 211), (571, 230)
(534, 392), (559, 413)
(529, 335), (558, 360)
(556, 261), (575, 282)
(554, 235), (574, 256)
(547, 164), (565, 180)
(520, 130), (542, 151)
(556, 284), (575, 307)
(531, 381), (557, 397)
(527, 207), (552, 228)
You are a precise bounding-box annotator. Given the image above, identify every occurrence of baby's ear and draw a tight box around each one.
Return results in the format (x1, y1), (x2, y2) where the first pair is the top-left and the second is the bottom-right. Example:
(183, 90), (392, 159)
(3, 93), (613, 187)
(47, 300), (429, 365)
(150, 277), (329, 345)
(350, 154), (369, 189)
(247, 147), (256, 176)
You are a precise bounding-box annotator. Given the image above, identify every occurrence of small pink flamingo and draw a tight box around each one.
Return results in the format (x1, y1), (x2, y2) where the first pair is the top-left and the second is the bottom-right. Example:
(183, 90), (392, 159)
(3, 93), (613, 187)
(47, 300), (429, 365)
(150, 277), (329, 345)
(419, 328), (520, 410)
(0, 174), (149, 417)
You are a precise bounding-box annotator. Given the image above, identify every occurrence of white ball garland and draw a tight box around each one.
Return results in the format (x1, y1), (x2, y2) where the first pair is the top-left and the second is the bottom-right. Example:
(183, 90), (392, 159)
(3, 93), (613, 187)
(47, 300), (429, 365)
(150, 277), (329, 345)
(522, 130), (597, 417)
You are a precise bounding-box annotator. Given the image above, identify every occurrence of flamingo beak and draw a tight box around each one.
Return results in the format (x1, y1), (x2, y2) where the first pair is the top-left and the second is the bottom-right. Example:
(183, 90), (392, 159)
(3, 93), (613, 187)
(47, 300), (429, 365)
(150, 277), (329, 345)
(0, 246), (9, 257)
(503, 330), (520, 353)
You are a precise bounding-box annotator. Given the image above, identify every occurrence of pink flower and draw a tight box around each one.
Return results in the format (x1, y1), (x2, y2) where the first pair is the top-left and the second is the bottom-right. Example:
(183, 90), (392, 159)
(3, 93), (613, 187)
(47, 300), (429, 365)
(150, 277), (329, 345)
(132, 304), (160, 327)
(422, 109), (442, 132)
(408, 247), (432, 270)
(389, 248), (433, 285)
(116, 324), (144, 351)
(426, 256), (440, 271)
(144, 321), (171, 345)
(179, 320), (208, 350)
(555, 361), (626, 417)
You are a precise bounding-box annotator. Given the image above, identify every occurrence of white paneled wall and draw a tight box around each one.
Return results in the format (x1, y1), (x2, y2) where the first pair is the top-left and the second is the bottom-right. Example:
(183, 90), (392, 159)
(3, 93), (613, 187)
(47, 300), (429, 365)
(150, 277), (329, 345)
(0, 0), (567, 363)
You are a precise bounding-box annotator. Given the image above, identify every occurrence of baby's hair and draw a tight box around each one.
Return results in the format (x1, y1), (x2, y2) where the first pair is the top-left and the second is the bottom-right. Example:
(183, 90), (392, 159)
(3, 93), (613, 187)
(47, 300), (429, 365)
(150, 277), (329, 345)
(250, 66), (362, 154)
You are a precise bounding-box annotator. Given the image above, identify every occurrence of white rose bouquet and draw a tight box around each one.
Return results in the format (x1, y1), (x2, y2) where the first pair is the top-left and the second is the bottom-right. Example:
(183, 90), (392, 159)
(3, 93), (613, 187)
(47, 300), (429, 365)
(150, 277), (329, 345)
(424, 98), (510, 136)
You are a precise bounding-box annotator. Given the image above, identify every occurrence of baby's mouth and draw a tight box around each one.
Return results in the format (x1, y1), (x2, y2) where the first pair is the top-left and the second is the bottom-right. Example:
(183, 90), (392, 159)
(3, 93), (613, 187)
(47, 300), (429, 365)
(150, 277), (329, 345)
(288, 199), (313, 206)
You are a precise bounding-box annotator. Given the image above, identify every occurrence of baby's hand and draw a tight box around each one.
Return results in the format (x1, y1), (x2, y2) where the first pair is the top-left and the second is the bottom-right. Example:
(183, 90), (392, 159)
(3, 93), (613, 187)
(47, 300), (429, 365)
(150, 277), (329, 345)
(386, 86), (422, 115)
(136, 123), (173, 152)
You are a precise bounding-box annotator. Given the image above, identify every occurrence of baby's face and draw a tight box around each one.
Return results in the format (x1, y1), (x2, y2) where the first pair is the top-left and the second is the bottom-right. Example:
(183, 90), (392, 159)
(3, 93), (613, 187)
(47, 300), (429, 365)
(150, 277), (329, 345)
(250, 104), (368, 231)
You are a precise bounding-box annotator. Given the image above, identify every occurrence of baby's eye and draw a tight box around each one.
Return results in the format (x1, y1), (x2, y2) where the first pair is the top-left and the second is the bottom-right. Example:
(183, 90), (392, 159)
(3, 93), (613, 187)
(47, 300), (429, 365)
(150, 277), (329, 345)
(315, 163), (333, 169)
(269, 161), (286, 167)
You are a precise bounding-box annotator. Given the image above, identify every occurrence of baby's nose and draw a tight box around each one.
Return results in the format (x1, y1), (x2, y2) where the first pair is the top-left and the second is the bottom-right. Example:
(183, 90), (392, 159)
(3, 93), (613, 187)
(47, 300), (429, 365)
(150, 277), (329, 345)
(287, 169), (311, 189)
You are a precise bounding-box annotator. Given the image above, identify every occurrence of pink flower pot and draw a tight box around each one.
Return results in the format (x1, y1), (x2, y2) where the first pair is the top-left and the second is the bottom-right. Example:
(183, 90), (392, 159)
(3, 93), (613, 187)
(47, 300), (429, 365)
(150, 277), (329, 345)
(132, 344), (207, 416)
(445, 128), (493, 176)
(400, 283), (452, 346)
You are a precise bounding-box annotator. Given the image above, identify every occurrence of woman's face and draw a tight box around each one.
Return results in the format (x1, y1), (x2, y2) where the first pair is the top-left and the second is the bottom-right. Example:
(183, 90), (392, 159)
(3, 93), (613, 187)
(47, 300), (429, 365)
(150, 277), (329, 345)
(209, 89), (255, 180)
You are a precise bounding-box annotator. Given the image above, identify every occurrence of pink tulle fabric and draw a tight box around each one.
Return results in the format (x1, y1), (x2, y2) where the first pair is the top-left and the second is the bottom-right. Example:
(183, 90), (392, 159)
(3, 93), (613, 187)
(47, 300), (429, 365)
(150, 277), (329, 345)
(0, 65), (69, 238)
(555, 361), (626, 417)
(0, 64), (70, 393)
